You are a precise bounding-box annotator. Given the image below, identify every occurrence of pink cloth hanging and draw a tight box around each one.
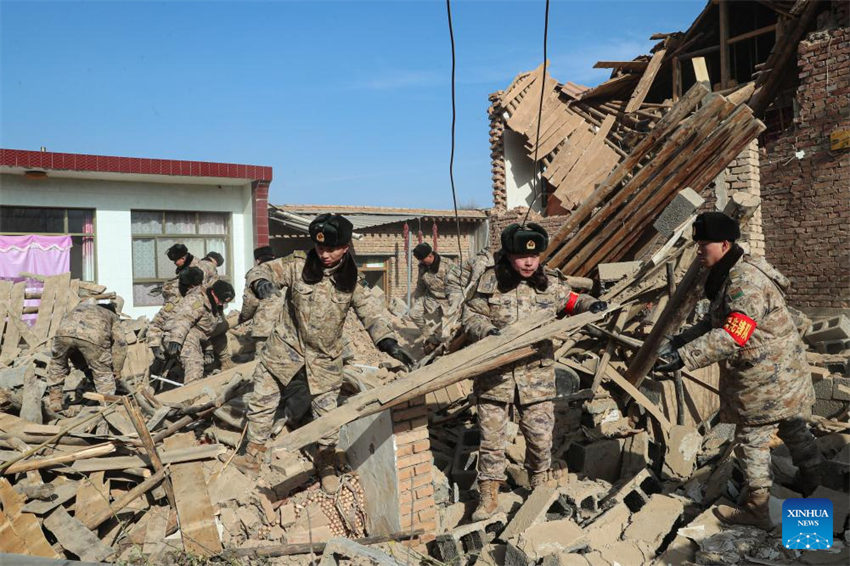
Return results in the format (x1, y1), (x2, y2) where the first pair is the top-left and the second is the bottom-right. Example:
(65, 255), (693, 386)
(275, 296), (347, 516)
(0, 235), (72, 279)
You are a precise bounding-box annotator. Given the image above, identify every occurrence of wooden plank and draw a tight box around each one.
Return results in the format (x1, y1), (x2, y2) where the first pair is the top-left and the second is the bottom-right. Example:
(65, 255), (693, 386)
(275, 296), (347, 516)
(604, 366), (672, 436)
(0, 282), (26, 364)
(71, 443), (225, 473)
(123, 396), (177, 511)
(155, 361), (258, 405)
(535, 111), (584, 157)
(594, 60), (649, 71)
(31, 274), (62, 341)
(122, 342), (151, 379)
(0, 478), (59, 558)
(71, 471), (111, 527)
(0, 280), (12, 353)
(43, 506), (114, 562)
(21, 479), (79, 514)
(165, 432), (222, 556)
(46, 273), (71, 340)
(544, 125), (596, 187)
(3, 442), (116, 475)
(0, 509), (28, 554)
(579, 73), (640, 101)
(143, 506), (169, 557)
(552, 114), (617, 201)
(719, 0), (730, 89)
(625, 48), (667, 113)
(692, 56), (711, 88)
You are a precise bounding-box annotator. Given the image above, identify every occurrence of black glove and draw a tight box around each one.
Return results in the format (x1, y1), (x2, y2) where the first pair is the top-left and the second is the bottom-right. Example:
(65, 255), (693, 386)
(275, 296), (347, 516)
(487, 328), (501, 337)
(151, 345), (164, 361)
(165, 341), (182, 358)
(655, 349), (684, 372)
(253, 279), (276, 300)
(588, 301), (608, 314)
(376, 338), (416, 368)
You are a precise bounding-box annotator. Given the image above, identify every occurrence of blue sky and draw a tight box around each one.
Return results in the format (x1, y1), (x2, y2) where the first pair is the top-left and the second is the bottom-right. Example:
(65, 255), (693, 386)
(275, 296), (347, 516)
(0, 0), (705, 209)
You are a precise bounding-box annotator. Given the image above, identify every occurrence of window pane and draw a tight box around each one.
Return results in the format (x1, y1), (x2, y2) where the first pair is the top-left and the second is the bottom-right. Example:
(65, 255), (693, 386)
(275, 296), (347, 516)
(0, 206), (64, 233)
(70, 235), (96, 281)
(68, 209), (95, 234)
(131, 211), (162, 235)
(133, 238), (156, 279)
(199, 212), (227, 234)
(205, 238), (226, 274)
(133, 283), (163, 307)
(165, 212), (196, 234)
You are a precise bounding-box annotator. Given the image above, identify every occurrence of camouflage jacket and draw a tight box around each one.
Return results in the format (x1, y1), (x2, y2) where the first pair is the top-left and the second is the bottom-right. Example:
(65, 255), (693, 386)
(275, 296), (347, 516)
(163, 287), (223, 346)
(414, 253), (454, 313)
(264, 251), (397, 394)
(55, 302), (127, 372)
(239, 263), (267, 323)
(161, 255), (216, 309)
(462, 267), (595, 404)
(446, 250), (495, 313)
(678, 255), (814, 425)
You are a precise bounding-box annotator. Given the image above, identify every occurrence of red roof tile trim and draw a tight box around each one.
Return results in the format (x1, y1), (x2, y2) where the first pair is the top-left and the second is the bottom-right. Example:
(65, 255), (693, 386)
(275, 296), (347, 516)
(0, 148), (272, 182)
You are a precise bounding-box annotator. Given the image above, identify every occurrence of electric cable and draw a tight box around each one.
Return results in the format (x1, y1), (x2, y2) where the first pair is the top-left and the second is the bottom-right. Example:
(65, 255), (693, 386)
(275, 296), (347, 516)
(521, 0), (551, 228)
(446, 0), (464, 265)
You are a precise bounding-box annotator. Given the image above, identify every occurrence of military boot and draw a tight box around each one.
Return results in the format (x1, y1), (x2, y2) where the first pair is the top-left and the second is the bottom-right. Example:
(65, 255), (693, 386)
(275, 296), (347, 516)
(714, 488), (772, 529)
(46, 387), (64, 413)
(232, 442), (266, 475)
(315, 448), (340, 494)
(472, 480), (500, 521)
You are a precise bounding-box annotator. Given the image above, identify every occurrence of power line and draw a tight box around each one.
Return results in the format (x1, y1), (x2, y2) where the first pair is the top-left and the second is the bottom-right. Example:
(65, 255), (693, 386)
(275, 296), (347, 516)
(446, 0), (463, 266)
(522, 0), (551, 228)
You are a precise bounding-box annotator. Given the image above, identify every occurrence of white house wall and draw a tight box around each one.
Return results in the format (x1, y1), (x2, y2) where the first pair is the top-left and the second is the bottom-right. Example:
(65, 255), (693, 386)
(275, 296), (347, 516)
(1, 174), (253, 319)
(503, 129), (546, 214)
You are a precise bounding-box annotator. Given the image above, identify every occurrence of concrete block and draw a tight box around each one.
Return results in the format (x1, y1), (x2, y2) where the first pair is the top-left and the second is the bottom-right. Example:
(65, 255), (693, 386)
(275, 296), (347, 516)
(597, 540), (655, 566)
(815, 339), (850, 354)
(620, 431), (649, 478)
(596, 261), (641, 284)
(825, 359), (850, 377)
(833, 377), (850, 401)
(810, 486), (849, 535)
(583, 502), (631, 550)
(559, 479), (609, 520)
(598, 468), (658, 513)
(499, 486), (560, 542)
(814, 376), (835, 400)
(805, 315), (850, 344)
(506, 518), (587, 565)
(435, 513), (507, 563)
(662, 425), (702, 481)
(813, 398), (849, 419)
(622, 494), (684, 552)
(566, 439), (624, 483)
(653, 187), (705, 237)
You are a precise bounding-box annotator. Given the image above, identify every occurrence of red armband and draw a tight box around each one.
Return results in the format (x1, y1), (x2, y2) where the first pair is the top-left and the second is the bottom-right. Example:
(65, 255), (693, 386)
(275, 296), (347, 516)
(722, 311), (757, 346)
(563, 292), (580, 315)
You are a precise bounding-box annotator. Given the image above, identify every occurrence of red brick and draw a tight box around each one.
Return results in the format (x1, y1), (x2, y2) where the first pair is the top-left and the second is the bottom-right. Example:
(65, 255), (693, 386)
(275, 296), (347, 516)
(396, 452), (430, 469)
(391, 404), (429, 422)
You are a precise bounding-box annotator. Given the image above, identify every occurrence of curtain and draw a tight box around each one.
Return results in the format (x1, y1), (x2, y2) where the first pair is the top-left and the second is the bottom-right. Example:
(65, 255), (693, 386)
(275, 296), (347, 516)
(0, 235), (72, 325)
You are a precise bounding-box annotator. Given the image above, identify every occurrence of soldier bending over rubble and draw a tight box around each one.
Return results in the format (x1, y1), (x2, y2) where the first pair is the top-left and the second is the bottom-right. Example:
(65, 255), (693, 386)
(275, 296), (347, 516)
(45, 299), (127, 413)
(233, 213), (415, 492)
(656, 211), (822, 529)
(462, 223), (607, 520)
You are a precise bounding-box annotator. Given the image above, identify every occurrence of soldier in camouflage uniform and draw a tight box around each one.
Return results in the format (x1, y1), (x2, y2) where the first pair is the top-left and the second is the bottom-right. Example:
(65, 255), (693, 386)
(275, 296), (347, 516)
(409, 242), (455, 345)
(445, 249), (496, 315)
(463, 223), (606, 520)
(162, 279), (235, 383)
(45, 300), (127, 412)
(657, 212), (821, 529)
(233, 213), (415, 492)
(147, 243), (219, 348)
(239, 245), (276, 325)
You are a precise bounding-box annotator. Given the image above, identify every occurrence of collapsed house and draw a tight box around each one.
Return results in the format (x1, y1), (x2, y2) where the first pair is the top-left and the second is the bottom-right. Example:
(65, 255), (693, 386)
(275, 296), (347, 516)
(0, 1), (848, 565)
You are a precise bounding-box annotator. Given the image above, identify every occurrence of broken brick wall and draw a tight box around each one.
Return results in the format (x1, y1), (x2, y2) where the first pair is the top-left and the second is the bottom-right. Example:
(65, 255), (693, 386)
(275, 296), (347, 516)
(722, 140), (766, 257)
(488, 207), (571, 254)
(760, 19), (850, 313)
(392, 395), (437, 542)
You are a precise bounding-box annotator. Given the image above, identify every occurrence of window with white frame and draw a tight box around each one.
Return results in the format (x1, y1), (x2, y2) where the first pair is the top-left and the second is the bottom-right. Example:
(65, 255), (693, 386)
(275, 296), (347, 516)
(131, 210), (230, 307)
(0, 206), (96, 281)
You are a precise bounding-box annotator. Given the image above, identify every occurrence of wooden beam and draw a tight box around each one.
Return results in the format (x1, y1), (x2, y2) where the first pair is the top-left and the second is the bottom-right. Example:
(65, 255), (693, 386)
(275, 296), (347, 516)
(81, 467), (168, 530)
(625, 49), (667, 113)
(727, 23), (777, 45)
(692, 56), (711, 88)
(677, 44), (720, 61)
(719, 0), (730, 89)
(593, 61), (649, 71)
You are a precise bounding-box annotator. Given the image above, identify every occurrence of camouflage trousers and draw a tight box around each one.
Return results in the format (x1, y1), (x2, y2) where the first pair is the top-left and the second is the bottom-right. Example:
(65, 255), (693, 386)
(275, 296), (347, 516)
(477, 398), (554, 482)
(409, 297), (445, 337)
(147, 301), (177, 345)
(736, 416), (822, 490)
(246, 336), (348, 447)
(46, 336), (116, 395)
(180, 326), (229, 383)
